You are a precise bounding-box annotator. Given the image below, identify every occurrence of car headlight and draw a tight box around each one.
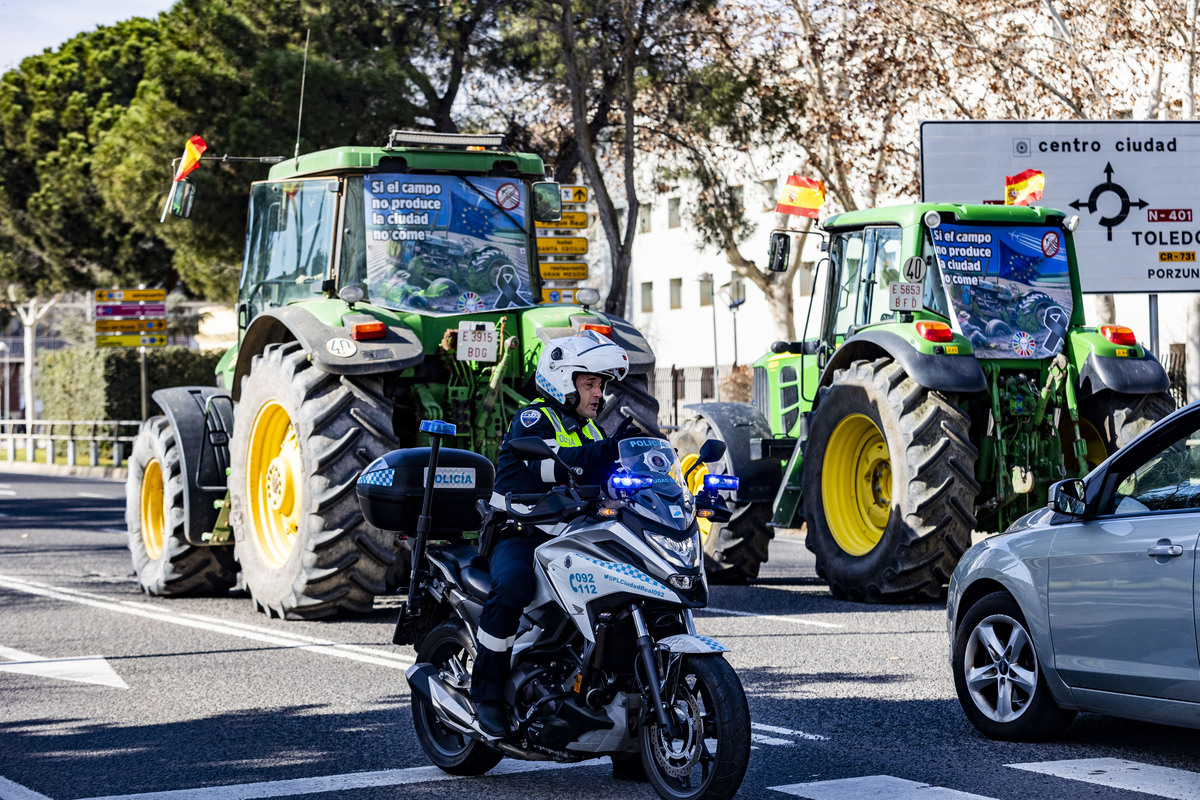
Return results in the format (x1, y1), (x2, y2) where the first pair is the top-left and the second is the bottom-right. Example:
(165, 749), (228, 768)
(645, 531), (700, 570)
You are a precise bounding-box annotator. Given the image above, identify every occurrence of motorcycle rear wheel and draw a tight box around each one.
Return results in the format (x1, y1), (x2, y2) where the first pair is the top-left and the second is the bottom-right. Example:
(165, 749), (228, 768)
(639, 655), (750, 800)
(412, 620), (503, 775)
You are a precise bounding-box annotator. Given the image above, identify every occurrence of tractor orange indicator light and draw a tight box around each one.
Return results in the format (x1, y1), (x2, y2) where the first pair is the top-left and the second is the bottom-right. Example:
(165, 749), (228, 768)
(351, 321), (387, 340)
(1101, 325), (1137, 346)
(915, 321), (953, 343)
(579, 323), (612, 336)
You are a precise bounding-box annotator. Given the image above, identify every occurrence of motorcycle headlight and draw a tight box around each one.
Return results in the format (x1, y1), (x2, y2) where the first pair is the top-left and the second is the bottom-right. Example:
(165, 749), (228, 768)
(645, 531), (701, 570)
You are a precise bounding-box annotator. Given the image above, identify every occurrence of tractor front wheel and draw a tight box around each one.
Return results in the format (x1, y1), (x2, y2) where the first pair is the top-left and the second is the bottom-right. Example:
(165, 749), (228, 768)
(125, 416), (238, 596)
(229, 342), (397, 619)
(803, 358), (979, 602)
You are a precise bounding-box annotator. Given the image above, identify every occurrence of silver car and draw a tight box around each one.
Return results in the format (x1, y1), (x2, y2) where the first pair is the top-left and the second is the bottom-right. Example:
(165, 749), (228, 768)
(948, 402), (1200, 741)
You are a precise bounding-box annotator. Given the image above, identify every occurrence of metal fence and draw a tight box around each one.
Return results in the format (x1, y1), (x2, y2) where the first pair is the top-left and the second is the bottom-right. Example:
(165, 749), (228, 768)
(0, 419), (143, 467)
(649, 365), (754, 429)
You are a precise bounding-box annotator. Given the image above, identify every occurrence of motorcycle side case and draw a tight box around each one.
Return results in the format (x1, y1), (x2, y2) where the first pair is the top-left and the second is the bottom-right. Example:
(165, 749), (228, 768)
(356, 447), (495, 534)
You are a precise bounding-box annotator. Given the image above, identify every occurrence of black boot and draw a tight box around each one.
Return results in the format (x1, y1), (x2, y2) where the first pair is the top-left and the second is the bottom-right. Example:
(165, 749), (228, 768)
(475, 700), (509, 736)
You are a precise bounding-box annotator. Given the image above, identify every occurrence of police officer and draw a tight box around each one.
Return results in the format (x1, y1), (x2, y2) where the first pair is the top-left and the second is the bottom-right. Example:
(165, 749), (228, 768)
(471, 330), (644, 735)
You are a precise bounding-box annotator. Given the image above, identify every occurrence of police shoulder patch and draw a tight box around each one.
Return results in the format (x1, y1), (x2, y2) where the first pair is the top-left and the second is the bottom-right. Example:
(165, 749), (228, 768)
(519, 409), (542, 428)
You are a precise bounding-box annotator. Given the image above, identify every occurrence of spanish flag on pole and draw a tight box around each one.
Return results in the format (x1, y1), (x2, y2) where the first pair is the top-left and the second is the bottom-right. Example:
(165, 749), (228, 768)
(776, 175), (825, 218)
(174, 135), (208, 181)
(1005, 169), (1044, 206)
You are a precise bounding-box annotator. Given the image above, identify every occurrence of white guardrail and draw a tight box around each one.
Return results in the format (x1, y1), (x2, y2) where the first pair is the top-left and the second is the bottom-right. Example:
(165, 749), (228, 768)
(0, 419), (143, 467)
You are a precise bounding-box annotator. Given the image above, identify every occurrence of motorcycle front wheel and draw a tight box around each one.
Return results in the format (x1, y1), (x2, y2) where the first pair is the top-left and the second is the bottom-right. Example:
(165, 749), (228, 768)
(412, 620), (503, 775)
(639, 655), (750, 800)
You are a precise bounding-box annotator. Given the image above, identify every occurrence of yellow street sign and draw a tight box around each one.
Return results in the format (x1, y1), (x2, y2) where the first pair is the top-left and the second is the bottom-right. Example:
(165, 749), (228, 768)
(541, 288), (577, 304)
(559, 185), (589, 204)
(94, 288), (166, 303)
(96, 334), (167, 348)
(539, 262), (588, 281)
(535, 211), (589, 230)
(536, 237), (588, 255)
(95, 318), (167, 333)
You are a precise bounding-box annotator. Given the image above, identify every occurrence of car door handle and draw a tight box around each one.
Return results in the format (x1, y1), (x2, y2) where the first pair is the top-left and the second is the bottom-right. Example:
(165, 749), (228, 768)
(1147, 544), (1184, 558)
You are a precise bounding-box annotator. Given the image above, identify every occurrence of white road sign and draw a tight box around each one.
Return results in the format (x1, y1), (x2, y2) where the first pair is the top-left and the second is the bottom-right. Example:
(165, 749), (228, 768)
(920, 120), (1200, 293)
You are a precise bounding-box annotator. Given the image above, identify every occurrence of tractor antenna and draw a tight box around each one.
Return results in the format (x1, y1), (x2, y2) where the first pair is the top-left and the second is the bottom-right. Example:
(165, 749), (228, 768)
(293, 29), (310, 166)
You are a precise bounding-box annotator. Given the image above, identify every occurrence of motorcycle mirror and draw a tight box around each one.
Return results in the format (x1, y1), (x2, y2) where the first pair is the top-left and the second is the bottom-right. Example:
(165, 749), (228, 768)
(685, 439), (727, 482)
(508, 437), (555, 461)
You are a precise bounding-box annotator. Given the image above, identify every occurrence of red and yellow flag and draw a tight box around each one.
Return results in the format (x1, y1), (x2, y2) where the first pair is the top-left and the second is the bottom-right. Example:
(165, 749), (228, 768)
(173, 135), (208, 181)
(1005, 169), (1044, 206)
(776, 175), (825, 218)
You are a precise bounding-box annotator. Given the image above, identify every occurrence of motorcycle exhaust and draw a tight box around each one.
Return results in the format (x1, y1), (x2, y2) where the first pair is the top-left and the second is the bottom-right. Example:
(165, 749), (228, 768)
(406, 663), (497, 740)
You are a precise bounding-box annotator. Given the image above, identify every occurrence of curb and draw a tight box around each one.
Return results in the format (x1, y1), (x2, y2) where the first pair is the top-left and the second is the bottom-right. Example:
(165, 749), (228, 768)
(0, 460), (127, 481)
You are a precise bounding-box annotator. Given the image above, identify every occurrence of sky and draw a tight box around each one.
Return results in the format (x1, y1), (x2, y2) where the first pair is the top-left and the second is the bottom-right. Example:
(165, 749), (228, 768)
(0, 1), (177, 72)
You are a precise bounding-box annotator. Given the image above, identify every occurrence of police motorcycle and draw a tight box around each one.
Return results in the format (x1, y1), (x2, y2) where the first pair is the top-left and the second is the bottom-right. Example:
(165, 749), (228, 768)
(356, 420), (751, 800)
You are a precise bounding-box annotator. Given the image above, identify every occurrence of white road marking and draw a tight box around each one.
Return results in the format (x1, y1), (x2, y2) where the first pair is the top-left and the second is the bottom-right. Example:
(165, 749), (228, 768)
(0, 489), (16, 496)
(770, 775), (998, 799)
(77, 493), (109, 499)
(0, 575), (413, 671)
(752, 722), (829, 741)
(0, 775), (54, 800)
(701, 606), (843, 629)
(752, 733), (794, 745)
(1009, 758), (1200, 800)
(0, 645), (127, 689)
(73, 760), (594, 800)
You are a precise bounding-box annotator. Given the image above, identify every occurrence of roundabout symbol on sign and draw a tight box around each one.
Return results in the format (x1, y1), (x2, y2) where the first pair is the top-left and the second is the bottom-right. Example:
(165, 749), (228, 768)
(1069, 162), (1148, 241)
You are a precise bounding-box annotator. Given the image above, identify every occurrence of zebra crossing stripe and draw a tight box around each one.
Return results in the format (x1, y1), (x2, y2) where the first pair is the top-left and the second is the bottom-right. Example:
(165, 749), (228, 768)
(769, 775), (997, 799)
(1008, 758), (1200, 800)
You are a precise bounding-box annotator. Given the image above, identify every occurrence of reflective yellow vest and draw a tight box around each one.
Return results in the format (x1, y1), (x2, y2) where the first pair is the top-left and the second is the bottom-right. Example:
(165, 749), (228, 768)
(530, 398), (603, 448)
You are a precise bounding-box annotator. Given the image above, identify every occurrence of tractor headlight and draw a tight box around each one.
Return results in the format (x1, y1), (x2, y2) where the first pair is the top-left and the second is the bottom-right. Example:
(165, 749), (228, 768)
(645, 531), (700, 570)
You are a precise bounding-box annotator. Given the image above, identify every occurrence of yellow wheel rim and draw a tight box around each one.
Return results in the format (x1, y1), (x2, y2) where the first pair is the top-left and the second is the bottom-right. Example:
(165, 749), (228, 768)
(140, 458), (165, 560)
(680, 453), (712, 541)
(822, 414), (891, 557)
(1079, 418), (1108, 470)
(246, 400), (303, 568)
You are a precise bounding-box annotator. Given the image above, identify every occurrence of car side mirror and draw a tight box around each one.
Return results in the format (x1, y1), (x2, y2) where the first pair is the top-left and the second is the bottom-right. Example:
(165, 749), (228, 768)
(170, 178), (196, 218)
(767, 231), (791, 273)
(1048, 478), (1086, 516)
(532, 181), (563, 223)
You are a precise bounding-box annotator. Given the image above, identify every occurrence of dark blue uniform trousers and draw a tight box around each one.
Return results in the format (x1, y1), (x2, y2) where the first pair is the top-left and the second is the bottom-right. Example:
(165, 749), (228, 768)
(470, 535), (540, 704)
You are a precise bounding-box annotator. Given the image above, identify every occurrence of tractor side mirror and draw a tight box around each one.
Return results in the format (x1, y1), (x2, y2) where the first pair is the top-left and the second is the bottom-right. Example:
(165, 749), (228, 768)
(170, 178), (196, 218)
(532, 181), (563, 223)
(767, 231), (791, 273)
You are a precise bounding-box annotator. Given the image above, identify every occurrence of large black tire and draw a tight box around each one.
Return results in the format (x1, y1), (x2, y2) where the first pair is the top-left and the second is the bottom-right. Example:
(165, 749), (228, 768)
(1078, 391), (1175, 467)
(803, 358), (980, 602)
(671, 414), (773, 583)
(952, 592), (1075, 741)
(639, 655), (750, 800)
(598, 372), (662, 437)
(412, 620), (504, 775)
(125, 416), (238, 596)
(229, 342), (398, 619)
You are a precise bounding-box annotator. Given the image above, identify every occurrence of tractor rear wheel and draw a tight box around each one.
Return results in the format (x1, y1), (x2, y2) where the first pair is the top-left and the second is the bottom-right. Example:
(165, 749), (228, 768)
(125, 416), (238, 596)
(673, 414), (773, 583)
(598, 372), (662, 437)
(1077, 391), (1175, 466)
(229, 342), (398, 619)
(803, 358), (979, 602)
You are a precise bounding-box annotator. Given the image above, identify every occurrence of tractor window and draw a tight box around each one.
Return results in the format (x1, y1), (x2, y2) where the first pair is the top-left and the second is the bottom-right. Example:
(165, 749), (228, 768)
(921, 230), (951, 318)
(863, 227), (903, 326)
(240, 179), (338, 321)
(827, 230), (866, 337)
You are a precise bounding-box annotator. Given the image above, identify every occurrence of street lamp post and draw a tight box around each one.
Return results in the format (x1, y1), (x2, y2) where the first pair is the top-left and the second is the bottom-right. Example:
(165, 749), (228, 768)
(720, 278), (746, 366)
(699, 273), (719, 401)
(0, 341), (8, 422)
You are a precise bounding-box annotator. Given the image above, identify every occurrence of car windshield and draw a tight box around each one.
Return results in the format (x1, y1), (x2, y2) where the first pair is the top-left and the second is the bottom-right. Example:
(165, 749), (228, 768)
(930, 222), (1074, 359)
(338, 174), (535, 316)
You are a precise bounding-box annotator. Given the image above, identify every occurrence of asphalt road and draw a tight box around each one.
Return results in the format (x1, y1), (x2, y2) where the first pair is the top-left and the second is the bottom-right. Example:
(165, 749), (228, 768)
(1, 469), (1198, 800)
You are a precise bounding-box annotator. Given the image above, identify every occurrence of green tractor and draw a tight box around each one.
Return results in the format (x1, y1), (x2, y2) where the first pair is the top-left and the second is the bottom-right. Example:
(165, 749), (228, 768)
(674, 203), (1173, 599)
(125, 131), (660, 619)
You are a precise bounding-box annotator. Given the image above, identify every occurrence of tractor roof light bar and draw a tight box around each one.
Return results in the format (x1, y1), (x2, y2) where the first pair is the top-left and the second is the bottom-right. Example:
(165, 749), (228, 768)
(387, 130), (506, 149)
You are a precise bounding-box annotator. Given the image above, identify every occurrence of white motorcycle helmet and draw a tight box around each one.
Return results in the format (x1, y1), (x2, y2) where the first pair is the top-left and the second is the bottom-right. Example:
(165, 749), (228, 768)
(535, 330), (629, 415)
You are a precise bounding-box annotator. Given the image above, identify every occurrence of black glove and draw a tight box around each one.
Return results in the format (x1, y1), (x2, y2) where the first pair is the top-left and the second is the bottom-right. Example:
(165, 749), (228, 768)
(613, 417), (646, 441)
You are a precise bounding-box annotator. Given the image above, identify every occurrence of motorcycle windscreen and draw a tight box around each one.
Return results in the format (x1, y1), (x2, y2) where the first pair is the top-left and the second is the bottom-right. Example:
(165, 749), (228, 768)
(359, 174), (534, 315)
(930, 222), (1073, 359)
(617, 437), (693, 532)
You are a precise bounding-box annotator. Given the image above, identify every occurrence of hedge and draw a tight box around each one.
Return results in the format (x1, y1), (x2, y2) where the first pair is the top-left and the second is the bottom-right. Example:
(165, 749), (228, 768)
(39, 346), (222, 421)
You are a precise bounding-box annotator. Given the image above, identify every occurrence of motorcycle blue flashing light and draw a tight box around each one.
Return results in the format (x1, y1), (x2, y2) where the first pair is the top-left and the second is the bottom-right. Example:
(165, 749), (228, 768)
(420, 420), (457, 436)
(608, 472), (654, 498)
(703, 474), (739, 491)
